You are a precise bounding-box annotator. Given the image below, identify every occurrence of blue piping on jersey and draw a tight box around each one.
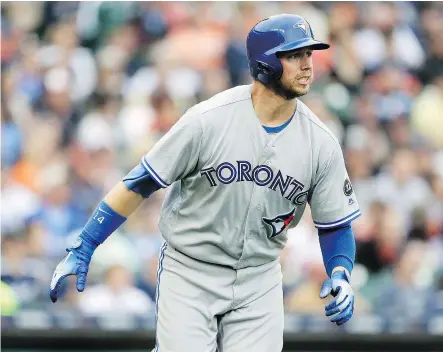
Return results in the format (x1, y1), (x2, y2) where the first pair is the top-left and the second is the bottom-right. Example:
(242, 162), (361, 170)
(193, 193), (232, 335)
(262, 115), (294, 134)
(142, 157), (170, 188)
(155, 242), (168, 352)
(314, 210), (361, 229)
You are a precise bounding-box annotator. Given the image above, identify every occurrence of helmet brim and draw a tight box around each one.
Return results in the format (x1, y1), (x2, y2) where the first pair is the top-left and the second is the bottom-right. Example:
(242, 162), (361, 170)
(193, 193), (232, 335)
(265, 38), (330, 55)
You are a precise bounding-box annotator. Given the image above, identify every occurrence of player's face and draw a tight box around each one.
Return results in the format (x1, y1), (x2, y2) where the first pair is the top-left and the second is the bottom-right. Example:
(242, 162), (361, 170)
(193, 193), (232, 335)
(274, 48), (314, 100)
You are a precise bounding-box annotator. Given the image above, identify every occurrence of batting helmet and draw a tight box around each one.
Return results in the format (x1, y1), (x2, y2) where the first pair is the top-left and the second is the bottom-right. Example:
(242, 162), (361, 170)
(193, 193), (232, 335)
(246, 14), (330, 85)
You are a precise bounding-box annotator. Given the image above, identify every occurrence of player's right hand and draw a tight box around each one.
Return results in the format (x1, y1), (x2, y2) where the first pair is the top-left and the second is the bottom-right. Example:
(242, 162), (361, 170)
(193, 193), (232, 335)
(49, 236), (96, 303)
(319, 270), (354, 326)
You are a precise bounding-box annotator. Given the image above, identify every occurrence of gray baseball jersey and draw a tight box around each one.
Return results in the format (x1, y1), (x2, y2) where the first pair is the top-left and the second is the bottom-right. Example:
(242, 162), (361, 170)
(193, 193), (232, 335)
(142, 84), (361, 269)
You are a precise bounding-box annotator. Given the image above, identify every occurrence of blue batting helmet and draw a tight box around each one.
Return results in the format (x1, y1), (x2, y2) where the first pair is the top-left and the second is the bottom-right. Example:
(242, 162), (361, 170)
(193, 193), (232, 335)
(246, 14), (330, 85)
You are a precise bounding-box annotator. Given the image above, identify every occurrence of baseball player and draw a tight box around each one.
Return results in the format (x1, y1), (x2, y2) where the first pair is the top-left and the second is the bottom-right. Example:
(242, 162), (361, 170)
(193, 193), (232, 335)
(50, 14), (361, 352)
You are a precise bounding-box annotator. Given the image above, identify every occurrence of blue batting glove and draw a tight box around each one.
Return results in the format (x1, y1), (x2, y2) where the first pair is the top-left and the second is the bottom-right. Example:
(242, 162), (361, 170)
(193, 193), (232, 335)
(320, 270), (355, 326)
(49, 236), (98, 303)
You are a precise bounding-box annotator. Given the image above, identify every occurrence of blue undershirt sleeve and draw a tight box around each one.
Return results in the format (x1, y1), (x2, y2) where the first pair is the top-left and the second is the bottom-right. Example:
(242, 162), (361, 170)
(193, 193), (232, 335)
(318, 223), (356, 277)
(123, 163), (162, 198)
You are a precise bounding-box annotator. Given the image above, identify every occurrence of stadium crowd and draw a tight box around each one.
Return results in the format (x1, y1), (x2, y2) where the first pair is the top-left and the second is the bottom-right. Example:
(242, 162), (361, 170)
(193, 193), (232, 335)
(1, 2), (443, 333)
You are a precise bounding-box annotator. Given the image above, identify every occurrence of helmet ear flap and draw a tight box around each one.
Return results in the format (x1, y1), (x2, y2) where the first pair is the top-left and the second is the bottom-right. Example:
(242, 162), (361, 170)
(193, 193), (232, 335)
(256, 61), (275, 85)
(257, 62), (272, 74)
(257, 72), (269, 84)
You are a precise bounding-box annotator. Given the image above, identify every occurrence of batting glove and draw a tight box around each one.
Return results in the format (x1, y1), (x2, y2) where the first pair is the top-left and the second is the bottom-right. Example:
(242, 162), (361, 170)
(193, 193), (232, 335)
(320, 270), (354, 326)
(49, 236), (97, 303)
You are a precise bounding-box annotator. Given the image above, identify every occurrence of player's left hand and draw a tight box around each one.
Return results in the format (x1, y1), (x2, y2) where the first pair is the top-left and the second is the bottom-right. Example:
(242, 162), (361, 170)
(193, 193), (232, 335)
(320, 270), (354, 326)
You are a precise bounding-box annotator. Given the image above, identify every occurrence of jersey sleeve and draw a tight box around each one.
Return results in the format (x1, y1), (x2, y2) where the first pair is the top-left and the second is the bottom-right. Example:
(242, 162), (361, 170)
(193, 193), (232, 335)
(141, 112), (203, 188)
(309, 142), (361, 229)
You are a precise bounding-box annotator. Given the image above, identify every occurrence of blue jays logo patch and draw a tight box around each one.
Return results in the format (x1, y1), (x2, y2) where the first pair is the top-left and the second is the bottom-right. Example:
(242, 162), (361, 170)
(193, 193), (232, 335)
(293, 22), (309, 35)
(262, 207), (296, 238)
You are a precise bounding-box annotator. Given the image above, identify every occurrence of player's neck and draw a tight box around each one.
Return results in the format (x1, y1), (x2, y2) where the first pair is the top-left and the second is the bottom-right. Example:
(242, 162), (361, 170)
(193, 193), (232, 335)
(250, 82), (297, 127)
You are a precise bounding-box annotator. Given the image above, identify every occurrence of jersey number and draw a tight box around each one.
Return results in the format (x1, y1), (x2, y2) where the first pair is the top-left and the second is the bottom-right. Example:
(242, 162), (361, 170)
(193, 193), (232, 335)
(94, 213), (105, 224)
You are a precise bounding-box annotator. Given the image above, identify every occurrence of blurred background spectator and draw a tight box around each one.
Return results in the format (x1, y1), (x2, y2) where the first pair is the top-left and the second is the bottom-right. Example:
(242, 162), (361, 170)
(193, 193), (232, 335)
(1, 1), (442, 334)
(78, 264), (154, 318)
